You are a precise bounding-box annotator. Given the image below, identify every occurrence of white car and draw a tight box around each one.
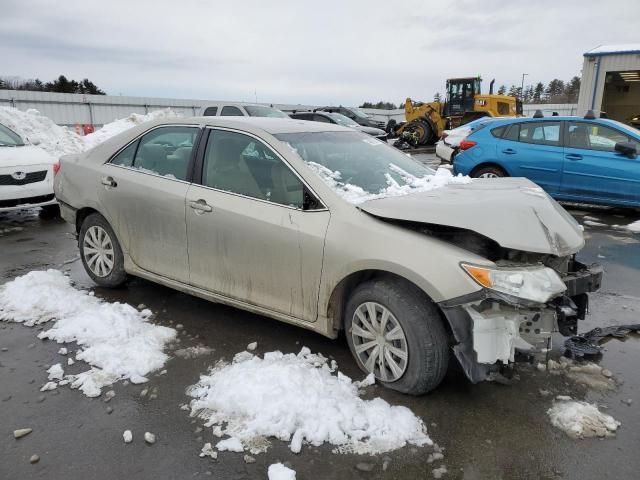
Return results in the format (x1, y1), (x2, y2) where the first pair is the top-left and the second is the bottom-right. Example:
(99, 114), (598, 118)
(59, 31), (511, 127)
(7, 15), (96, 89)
(0, 122), (60, 217)
(435, 117), (501, 163)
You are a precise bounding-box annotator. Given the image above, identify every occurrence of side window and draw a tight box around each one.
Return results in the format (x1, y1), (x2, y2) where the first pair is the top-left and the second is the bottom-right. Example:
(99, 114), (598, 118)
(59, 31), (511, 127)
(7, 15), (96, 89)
(313, 114), (332, 123)
(220, 106), (244, 116)
(203, 106), (218, 116)
(567, 122), (633, 151)
(503, 124), (520, 141)
(294, 114), (313, 121)
(202, 130), (304, 208)
(519, 122), (561, 146)
(110, 141), (138, 167)
(132, 126), (198, 180)
(490, 126), (507, 138)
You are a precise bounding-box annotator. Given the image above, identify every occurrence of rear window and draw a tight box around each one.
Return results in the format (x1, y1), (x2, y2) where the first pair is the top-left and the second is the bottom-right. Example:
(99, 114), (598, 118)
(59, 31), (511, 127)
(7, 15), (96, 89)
(203, 107), (218, 116)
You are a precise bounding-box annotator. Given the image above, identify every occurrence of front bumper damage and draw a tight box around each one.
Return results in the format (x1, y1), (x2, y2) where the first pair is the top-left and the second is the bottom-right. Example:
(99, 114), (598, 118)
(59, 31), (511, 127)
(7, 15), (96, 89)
(439, 261), (603, 383)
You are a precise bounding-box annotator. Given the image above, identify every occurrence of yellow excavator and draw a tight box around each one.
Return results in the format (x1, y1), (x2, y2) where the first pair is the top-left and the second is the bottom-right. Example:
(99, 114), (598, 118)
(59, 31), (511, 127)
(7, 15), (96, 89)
(391, 77), (522, 145)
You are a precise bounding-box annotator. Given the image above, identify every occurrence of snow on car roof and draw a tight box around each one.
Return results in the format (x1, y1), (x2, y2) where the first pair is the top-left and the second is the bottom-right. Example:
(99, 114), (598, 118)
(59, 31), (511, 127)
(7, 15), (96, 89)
(584, 44), (640, 56)
(195, 116), (348, 134)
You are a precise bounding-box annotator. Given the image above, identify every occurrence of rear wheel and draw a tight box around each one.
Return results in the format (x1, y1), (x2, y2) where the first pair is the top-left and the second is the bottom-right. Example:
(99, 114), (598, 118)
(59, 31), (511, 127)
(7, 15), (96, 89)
(79, 213), (127, 287)
(345, 278), (449, 395)
(471, 165), (507, 178)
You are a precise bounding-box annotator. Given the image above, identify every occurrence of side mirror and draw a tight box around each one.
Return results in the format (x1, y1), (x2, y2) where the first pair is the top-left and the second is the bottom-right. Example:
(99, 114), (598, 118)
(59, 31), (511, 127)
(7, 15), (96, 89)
(614, 141), (638, 159)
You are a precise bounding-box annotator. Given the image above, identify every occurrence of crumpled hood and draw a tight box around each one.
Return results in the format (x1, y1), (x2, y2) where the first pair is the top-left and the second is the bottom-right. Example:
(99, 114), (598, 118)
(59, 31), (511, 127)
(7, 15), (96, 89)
(0, 145), (56, 168)
(358, 178), (584, 256)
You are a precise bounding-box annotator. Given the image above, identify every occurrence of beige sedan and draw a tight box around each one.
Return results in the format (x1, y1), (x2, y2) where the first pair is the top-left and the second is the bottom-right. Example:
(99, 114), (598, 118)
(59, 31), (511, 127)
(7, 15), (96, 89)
(54, 117), (602, 394)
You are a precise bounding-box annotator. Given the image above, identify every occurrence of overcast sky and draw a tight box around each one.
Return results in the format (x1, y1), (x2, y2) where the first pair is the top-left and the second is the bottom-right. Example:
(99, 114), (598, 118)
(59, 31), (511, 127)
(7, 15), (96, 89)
(2, 0), (638, 106)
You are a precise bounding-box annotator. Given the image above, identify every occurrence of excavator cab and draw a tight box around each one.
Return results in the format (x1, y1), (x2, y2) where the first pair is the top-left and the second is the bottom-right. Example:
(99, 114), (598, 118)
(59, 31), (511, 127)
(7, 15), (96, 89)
(445, 77), (482, 116)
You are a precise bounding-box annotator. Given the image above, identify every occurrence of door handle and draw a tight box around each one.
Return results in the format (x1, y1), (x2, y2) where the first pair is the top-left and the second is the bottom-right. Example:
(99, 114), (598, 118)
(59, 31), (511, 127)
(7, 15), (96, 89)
(502, 148), (516, 155)
(188, 199), (213, 213)
(101, 176), (117, 188)
(566, 154), (583, 161)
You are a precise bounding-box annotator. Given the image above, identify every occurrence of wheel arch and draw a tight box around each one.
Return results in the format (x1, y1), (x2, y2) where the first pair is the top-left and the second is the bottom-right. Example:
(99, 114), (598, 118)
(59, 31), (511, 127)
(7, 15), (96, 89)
(325, 269), (450, 337)
(470, 162), (510, 177)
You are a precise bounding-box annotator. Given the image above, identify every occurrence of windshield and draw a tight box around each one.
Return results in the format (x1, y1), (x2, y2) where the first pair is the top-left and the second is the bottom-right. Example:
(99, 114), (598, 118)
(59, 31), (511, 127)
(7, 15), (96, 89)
(348, 107), (370, 119)
(244, 105), (289, 118)
(609, 119), (640, 138)
(0, 123), (24, 146)
(327, 112), (359, 127)
(275, 131), (470, 204)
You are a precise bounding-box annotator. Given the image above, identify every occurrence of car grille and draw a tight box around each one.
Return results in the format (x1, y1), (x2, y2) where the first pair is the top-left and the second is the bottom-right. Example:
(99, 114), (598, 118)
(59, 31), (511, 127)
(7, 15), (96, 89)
(0, 193), (54, 208)
(0, 170), (47, 186)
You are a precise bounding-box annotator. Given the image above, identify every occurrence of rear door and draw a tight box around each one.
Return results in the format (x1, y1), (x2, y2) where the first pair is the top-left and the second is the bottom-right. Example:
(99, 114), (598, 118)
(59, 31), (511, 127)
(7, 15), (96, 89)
(99, 125), (200, 282)
(561, 121), (640, 204)
(185, 128), (330, 322)
(497, 120), (563, 193)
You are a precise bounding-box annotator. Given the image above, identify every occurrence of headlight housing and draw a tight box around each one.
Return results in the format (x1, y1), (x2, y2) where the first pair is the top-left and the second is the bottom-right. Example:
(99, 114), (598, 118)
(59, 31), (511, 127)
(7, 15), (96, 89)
(461, 263), (566, 304)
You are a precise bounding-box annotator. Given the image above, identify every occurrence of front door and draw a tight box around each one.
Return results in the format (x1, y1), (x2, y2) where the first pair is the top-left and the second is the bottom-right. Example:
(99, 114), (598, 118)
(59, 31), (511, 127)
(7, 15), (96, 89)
(99, 125), (200, 282)
(185, 128), (330, 322)
(561, 121), (640, 205)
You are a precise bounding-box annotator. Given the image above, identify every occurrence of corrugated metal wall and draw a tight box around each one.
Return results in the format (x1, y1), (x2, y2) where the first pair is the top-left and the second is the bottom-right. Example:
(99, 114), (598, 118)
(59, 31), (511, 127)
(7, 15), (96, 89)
(577, 52), (640, 115)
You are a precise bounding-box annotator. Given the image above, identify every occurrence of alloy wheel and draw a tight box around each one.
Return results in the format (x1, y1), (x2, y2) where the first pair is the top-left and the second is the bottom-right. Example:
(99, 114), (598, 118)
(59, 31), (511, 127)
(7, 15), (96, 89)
(351, 302), (408, 382)
(83, 225), (115, 277)
(478, 172), (500, 178)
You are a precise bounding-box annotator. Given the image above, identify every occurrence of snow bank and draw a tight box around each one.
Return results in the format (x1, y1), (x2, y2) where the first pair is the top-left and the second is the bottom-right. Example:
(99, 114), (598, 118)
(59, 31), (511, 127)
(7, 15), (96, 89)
(268, 463), (296, 480)
(187, 347), (431, 455)
(548, 398), (620, 438)
(0, 107), (85, 158)
(306, 163), (471, 205)
(0, 106), (180, 159)
(0, 270), (176, 397)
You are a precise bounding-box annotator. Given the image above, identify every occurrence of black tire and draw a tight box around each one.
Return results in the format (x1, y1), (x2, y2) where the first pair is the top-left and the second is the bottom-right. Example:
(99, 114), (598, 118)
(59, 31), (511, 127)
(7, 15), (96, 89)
(39, 204), (60, 219)
(79, 213), (127, 287)
(345, 278), (449, 395)
(386, 119), (397, 135)
(471, 165), (507, 178)
(406, 120), (434, 145)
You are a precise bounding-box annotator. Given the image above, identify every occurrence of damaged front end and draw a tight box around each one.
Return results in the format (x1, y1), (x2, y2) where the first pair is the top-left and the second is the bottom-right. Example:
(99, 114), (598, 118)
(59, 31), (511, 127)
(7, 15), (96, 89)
(439, 258), (603, 383)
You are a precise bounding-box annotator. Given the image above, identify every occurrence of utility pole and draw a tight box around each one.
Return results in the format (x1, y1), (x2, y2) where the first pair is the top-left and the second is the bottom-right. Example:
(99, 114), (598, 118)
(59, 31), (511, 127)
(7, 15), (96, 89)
(520, 73), (528, 102)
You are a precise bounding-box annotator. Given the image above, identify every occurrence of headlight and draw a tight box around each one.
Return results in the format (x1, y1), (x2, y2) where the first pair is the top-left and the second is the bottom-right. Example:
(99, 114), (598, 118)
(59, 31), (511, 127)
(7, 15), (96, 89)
(461, 263), (566, 303)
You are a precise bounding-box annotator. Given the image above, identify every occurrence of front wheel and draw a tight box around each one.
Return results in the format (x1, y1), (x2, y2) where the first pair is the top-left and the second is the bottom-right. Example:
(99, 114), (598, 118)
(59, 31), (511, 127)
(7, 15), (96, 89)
(345, 278), (449, 395)
(79, 213), (127, 287)
(471, 165), (507, 178)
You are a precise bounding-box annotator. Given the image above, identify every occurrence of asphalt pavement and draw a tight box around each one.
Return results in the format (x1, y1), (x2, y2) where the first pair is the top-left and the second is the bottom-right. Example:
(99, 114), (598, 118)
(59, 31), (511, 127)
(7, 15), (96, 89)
(1, 179), (639, 480)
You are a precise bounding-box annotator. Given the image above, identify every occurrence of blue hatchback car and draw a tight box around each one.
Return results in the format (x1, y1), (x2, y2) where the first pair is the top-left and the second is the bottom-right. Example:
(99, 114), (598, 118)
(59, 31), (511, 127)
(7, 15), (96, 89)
(453, 113), (640, 208)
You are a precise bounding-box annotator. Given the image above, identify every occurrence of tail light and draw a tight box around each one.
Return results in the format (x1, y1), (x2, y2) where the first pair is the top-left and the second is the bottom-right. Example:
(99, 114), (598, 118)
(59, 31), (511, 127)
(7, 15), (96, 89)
(53, 161), (61, 176)
(459, 140), (477, 151)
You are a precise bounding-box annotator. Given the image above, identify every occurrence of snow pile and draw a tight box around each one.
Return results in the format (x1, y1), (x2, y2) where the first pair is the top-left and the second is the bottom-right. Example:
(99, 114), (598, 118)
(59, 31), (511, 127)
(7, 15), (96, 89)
(187, 347), (431, 455)
(548, 397), (620, 439)
(82, 108), (180, 150)
(0, 106), (180, 159)
(0, 107), (85, 158)
(540, 357), (616, 390)
(306, 163), (471, 205)
(268, 463), (296, 480)
(0, 270), (176, 397)
(625, 220), (640, 233)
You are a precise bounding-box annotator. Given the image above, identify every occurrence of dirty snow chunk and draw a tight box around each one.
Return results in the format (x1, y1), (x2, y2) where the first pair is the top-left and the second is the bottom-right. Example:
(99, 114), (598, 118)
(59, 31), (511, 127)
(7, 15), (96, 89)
(584, 220), (607, 227)
(199, 442), (218, 459)
(14, 428), (32, 439)
(354, 373), (375, 388)
(0, 270), (176, 397)
(433, 465), (448, 478)
(144, 432), (156, 444)
(216, 437), (244, 452)
(246, 342), (257, 351)
(40, 381), (57, 392)
(268, 463), (296, 480)
(625, 220), (640, 233)
(174, 345), (214, 359)
(548, 399), (620, 438)
(123, 430), (133, 443)
(67, 358), (75, 366)
(58, 347), (68, 355)
(305, 162), (471, 205)
(47, 363), (64, 380)
(187, 348), (431, 455)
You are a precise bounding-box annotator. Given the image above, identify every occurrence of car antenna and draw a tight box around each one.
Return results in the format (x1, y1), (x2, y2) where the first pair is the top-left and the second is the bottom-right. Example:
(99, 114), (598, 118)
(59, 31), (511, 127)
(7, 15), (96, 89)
(533, 109), (544, 118)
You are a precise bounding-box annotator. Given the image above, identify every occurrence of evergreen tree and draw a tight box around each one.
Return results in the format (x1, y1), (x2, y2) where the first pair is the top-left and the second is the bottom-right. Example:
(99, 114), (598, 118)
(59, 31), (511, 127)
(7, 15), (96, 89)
(545, 79), (566, 102)
(564, 76), (581, 103)
(533, 82), (545, 103)
(497, 85), (506, 95)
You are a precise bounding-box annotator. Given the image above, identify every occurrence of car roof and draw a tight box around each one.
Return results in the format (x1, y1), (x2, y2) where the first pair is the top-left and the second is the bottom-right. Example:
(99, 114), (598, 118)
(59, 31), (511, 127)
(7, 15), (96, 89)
(145, 116), (347, 134)
(487, 115), (638, 130)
